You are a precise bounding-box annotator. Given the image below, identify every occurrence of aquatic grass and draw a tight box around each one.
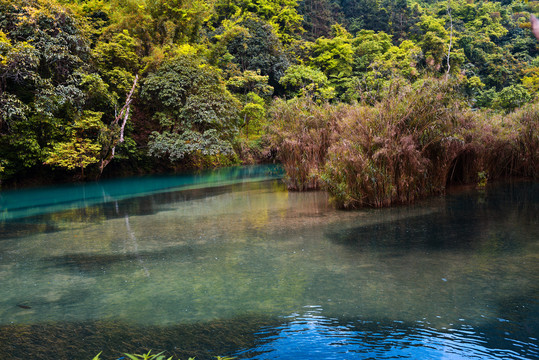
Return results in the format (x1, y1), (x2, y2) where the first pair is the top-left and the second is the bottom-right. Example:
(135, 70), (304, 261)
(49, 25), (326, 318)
(267, 97), (342, 190)
(461, 103), (539, 183)
(270, 78), (539, 208)
(496, 103), (539, 178)
(320, 79), (467, 208)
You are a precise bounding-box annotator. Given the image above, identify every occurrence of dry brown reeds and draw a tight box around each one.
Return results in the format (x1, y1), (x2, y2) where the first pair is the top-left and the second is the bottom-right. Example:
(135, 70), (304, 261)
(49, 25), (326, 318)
(269, 78), (539, 208)
(267, 97), (342, 190)
(498, 104), (539, 178)
(321, 79), (467, 208)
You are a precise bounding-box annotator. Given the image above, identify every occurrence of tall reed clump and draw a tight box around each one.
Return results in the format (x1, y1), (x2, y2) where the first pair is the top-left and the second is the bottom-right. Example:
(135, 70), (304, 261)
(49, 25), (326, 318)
(320, 79), (469, 208)
(267, 97), (342, 190)
(492, 103), (538, 179)
(270, 78), (538, 209)
(460, 103), (538, 184)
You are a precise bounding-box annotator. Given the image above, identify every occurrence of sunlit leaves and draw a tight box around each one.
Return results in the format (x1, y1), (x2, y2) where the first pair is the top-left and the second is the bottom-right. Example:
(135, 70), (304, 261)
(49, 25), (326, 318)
(240, 92), (266, 138)
(44, 138), (101, 172)
(279, 64), (334, 100)
(210, 0), (303, 43)
(492, 84), (531, 111)
(92, 30), (140, 99)
(226, 69), (274, 96)
(311, 27), (353, 81)
(44, 110), (105, 176)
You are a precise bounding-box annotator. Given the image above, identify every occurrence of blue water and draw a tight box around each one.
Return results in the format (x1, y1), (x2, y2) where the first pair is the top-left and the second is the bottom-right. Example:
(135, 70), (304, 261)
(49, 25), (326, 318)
(0, 165), (283, 221)
(0, 167), (537, 359)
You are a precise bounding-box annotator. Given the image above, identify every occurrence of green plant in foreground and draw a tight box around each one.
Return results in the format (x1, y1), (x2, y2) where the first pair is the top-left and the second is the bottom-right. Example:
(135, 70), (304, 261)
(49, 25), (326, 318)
(92, 350), (235, 360)
(124, 350), (171, 360)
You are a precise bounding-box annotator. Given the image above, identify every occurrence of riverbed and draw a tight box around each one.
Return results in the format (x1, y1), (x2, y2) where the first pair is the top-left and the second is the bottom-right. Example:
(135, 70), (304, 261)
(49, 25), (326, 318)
(0, 166), (537, 359)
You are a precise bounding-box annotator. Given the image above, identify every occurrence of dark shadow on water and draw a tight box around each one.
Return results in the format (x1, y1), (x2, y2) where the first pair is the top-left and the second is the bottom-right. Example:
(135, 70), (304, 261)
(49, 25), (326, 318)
(13, 288), (94, 313)
(0, 315), (282, 360)
(0, 221), (59, 240)
(40, 245), (201, 273)
(326, 181), (538, 253)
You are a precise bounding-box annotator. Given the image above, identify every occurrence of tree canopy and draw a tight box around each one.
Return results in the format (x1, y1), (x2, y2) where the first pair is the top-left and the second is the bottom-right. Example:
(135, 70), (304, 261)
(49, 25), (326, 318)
(1, 0), (538, 184)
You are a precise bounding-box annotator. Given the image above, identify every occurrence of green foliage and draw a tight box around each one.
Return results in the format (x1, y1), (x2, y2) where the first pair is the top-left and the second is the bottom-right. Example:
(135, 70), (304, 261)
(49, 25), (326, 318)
(310, 25), (354, 94)
(476, 84), (532, 111)
(148, 129), (235, 161)
(240, 92), (266, 138)
(226, 70), (274, 96)
(417, 15), (448, 69)
(140, 55), (240, 166)
(92, 350), (197, 360)
(210, 0), (303, 43)
(279, 64), (335, 99)
(146, 0), (212, 44)
(351, 30), (393, 73)
(212, 16), (290, 90)
(1, 0), (539, 183)
(44, 111), (105, 177)
(141, 55), (240, 134)
(124, 350), (171, 360)
(44, 138), (102, 174)
(492, 84), (531, 111)
(92, 30), (140, 98)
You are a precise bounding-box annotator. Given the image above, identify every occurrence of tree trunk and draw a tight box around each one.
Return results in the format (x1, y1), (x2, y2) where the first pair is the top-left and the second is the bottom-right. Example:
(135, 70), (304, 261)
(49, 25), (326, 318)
(98, 75), (138, 177)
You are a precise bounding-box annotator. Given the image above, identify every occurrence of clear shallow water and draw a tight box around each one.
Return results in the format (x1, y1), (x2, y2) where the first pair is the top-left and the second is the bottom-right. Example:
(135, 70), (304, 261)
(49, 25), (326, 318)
(0, 167), (537, 359)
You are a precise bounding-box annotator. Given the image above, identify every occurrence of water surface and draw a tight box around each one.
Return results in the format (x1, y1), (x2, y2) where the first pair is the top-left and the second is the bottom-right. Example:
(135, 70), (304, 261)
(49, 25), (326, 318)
(0, 167), (537, 359)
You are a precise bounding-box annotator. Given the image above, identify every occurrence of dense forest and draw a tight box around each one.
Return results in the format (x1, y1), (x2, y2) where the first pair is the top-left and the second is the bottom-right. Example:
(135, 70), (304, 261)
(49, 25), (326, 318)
(0, 0), (537, 205)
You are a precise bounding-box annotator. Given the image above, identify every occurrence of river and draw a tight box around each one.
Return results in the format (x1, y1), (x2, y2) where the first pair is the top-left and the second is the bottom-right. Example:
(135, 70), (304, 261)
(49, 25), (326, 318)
(0, 165), (537, 359)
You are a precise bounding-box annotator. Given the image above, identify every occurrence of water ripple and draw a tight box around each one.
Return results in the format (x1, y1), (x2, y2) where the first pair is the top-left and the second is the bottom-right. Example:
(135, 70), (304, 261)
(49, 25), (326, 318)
(235, 310), (539, 360)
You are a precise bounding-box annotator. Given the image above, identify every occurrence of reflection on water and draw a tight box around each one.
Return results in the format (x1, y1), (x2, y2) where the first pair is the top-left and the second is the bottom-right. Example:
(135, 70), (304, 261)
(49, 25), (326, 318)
(0, 165), (284, 221)
(0, 169), (537, 359)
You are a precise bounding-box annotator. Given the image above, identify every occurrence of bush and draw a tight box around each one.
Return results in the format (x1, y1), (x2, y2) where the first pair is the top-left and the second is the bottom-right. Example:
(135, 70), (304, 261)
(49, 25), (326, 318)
(270, 78), (539, 209)
(479, 103), (539, 179)
(321, 79), (466, 208)
(267, 97), (341, 190)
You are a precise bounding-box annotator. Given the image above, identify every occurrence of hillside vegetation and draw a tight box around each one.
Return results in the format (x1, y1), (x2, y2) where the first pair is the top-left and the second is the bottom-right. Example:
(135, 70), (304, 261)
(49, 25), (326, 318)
(0, 0), (537, 203)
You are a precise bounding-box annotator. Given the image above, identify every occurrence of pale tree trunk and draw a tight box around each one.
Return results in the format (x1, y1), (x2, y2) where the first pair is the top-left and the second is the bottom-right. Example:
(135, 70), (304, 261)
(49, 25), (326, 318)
(531, 15), (539, 40)
(446, 0), (453, 80)
(99, 75), (138, 176)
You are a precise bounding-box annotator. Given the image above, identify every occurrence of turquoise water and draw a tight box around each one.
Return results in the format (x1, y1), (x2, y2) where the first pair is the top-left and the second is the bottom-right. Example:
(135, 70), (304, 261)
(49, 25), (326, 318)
(0, 166), (537, 359)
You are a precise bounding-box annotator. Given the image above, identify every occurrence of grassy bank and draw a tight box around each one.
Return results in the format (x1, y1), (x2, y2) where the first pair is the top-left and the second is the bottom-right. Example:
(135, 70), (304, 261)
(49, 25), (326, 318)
(268, 79), (539, 208)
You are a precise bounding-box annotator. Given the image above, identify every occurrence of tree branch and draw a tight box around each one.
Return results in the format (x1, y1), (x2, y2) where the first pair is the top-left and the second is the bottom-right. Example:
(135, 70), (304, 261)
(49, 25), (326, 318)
(99, 75), (138, 175)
